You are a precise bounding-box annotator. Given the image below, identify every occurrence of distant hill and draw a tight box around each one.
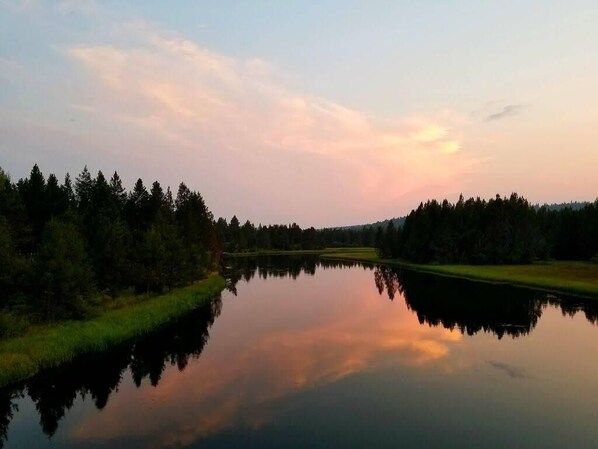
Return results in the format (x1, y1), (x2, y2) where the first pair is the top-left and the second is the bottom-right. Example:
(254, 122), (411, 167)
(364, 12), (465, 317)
(335, 216), (406, 231)
(536, 201), (591, 211)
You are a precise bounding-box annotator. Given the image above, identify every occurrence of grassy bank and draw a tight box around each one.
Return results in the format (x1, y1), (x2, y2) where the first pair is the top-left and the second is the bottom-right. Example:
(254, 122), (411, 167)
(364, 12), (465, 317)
(0, 274), (226, 388)
(321, 248), (598, 298)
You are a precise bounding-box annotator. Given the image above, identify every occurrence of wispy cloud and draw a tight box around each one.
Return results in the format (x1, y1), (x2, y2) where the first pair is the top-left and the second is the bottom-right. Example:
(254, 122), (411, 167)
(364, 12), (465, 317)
(57, 0), (99, 16)
(484, 104), (529, 122)
(63, 21), (476, 224)
(487, 360), (529, 379)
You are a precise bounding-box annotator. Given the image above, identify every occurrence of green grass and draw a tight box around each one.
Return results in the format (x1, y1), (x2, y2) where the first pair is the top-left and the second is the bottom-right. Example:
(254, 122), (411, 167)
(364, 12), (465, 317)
(321, 248), (598, 298)
(0, 274), (226, 388)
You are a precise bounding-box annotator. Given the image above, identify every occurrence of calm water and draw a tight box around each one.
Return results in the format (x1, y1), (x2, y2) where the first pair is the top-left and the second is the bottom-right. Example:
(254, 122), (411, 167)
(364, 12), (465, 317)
(2, 256), (598, 448)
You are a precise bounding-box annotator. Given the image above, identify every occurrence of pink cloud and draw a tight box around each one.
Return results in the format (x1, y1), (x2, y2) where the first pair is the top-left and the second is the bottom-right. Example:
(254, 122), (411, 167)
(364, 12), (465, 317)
(66, 23), (477, 226)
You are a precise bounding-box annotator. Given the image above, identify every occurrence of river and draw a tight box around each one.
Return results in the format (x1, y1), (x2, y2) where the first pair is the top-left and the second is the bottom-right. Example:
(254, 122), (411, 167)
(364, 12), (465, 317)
(1, 256), (597, 448)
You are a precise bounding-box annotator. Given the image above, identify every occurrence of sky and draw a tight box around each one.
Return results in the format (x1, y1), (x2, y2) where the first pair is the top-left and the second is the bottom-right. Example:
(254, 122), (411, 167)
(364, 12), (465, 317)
(1, 0), (597, 227)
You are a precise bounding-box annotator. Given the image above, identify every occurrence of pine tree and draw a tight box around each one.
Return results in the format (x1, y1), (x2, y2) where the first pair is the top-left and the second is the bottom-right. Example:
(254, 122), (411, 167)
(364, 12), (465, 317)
(18, 164), (47, 249)
(35, 219), (95, 320)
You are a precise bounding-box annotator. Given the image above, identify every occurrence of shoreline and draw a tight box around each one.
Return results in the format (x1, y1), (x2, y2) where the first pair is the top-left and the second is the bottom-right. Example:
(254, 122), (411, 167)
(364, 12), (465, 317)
(319, 250), (598, 299)
(3, 249), (596, 388)
(224, 248), (598, 299)
(0, 274), (226, 388)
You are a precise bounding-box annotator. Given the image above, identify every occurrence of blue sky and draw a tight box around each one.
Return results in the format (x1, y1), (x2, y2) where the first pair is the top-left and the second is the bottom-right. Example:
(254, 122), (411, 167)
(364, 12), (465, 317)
(1, 0), (597, 226)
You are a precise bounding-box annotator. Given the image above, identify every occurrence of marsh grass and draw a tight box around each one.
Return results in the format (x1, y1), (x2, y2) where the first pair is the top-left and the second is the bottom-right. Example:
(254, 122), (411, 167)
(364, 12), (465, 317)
(0, 274), (225, 388)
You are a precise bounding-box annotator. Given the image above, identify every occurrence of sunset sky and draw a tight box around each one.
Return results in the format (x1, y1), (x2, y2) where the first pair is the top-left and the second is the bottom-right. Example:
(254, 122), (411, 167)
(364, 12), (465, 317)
(1, 0), (597, 227)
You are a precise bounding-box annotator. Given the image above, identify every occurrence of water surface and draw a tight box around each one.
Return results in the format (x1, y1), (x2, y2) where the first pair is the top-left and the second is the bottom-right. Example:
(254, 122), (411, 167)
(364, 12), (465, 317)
(2, 256), (598, 448)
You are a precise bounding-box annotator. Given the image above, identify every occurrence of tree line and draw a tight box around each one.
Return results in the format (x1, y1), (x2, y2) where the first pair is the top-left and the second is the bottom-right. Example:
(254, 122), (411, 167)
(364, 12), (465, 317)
(2, 164), (596, 328)
(215, 216), (375, 252)
(0, 164), (220, 325)
(0, 163), (374, 329)
(375, 193), (598, 264)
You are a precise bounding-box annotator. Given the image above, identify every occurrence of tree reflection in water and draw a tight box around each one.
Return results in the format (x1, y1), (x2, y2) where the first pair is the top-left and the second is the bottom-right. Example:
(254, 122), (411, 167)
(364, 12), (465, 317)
(1, 256), (597, 446)
(0, 391), (18, 447)
(222, 257), (598, 337)
(0, 295), (222, 446)
(372, 265), (598, 339)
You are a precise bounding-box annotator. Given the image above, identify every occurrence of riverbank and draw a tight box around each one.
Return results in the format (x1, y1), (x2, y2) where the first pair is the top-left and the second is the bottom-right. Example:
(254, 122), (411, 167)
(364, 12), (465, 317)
(320, 248), (598, 298)
(0, 274), (226, 388)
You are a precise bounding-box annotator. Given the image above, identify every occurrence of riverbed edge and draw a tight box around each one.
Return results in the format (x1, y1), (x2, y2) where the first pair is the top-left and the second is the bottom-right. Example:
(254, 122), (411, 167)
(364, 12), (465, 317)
(319, 251), (598, 299)
(0, 274), (226, 389)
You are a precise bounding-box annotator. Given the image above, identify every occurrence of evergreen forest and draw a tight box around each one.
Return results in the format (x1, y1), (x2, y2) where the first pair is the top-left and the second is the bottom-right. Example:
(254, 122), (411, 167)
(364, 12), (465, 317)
(374, 194), (598, 264)
(1, 164), (597, 331)
(0, 164), (219, 326)
(0, 164), (370, 330)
